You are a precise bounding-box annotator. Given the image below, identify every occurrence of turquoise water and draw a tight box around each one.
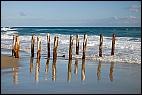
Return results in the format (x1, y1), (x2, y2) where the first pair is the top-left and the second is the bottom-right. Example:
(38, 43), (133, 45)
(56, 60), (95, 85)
(1, 27), (141, 64)
(7, 27), (141, 38)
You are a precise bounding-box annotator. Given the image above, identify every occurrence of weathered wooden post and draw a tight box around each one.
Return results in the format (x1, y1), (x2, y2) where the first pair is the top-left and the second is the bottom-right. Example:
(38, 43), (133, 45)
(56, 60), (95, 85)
(53, 36), (58, 60)
(97, 60), (101, 80)
(111, 33), (115, 56)
(14, 36), (20, 58)
(12, 35), (15, 56)
(76, 35), (79, 55)
(81, 59), (86, 81)
(31, 35), (35, 58)
(82, 34), (87, 59)
(69, 35), (73, 60)
(99, 34), (103, 57)
(47, 33), (50, 58)
(109, 61), (114, 81)
(67, 59), (72, 81)
(37, 36), (41, 60)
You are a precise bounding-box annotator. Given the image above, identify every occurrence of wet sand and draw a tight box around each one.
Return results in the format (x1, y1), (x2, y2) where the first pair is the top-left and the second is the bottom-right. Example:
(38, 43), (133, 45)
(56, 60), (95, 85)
(1, 55), (20, 69)
(1, 54), (141, 94)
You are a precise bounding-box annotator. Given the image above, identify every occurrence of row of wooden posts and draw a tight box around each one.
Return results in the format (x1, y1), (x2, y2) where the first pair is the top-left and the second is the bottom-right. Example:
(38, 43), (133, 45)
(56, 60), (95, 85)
(12, 33), (115, 60)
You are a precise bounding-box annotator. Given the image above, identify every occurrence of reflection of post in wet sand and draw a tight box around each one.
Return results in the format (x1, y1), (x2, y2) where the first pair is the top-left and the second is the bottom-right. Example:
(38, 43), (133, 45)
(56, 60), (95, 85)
(52, 59), (57, 81)
(97, 60), (101, 80)
(45, 58), (50, 80)
(74, 58), (78, 77)
(81, 59), (86, 81)
(30, 57), (34, 73)
(67, 59), (72, 82)
(35, 60), (40, 82)
(109, 61), (114, 82)
(12, 66), (19, 84)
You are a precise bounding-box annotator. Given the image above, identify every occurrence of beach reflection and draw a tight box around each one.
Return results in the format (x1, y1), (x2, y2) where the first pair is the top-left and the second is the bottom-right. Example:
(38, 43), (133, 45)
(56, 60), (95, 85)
(45, 58), (50, 80)
(52, 59), (57, 81)
(74, 58), (78, 79)
(67, 59), (72, 82)
(109, 61), (114, 82)
(12, 66), (19, 84)
(81, 59), (86, 81)
(30, 57), (34, 73)
(35, 59), (40, 82)
(97, 60), (101, 80)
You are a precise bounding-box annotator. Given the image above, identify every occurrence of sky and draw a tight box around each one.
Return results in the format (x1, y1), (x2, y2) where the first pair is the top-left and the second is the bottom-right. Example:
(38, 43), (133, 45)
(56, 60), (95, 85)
(1, 1), (141, 27)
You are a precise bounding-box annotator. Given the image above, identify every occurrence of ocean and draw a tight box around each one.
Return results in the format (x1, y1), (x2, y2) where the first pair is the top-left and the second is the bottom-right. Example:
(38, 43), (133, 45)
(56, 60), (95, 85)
(1, 27), (141, 64)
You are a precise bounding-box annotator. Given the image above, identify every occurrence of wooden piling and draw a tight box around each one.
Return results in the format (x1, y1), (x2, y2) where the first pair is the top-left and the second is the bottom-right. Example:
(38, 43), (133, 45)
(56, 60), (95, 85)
(82, 34), (87, 59)
(37, 36), (41, 60)
(99, 34), (103, 57)
(69, 35), (73, 60)
(47, 33), (50, 58)
(31, 35), (35, 57)
(53, 36), (58, 60)
(14, 36), (20, 58)
(111, 33), (115, 56)
(76, 35), (79, 55)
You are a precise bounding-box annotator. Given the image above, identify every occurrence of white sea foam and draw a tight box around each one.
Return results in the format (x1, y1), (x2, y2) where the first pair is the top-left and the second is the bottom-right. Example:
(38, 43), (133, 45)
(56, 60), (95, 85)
(1, 33), (141, 64)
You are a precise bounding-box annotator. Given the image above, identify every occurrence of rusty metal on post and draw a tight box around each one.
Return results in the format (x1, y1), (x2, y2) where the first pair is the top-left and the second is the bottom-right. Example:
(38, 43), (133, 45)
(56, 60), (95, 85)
(31, 35), (35, 58)
(99, 34), (103, 57)
(47, 33), (50, 58)
(82, 34), (87, 59)
(69, 35), (73, 60)
(111, 33), (115, 56)
(76, 35), (79, 55)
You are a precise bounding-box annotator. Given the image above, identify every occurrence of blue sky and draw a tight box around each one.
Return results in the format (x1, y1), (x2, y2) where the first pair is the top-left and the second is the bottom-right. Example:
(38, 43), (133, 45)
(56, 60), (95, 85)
(1, 1), (141, 27)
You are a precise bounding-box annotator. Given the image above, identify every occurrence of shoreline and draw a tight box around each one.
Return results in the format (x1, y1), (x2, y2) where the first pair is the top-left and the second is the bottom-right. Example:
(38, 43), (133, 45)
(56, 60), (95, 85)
(1, 54), (20, 69)
(1, 53), (141, 94)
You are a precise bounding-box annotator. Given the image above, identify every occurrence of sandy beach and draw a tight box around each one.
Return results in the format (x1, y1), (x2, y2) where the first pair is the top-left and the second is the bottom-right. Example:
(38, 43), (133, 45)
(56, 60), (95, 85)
(1, 55), (21, 69)
(1, 53), (141, 94)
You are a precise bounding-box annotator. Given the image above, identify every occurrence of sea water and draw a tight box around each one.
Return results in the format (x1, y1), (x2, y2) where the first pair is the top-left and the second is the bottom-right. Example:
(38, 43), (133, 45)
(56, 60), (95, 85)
(1, 27), (141, 64)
